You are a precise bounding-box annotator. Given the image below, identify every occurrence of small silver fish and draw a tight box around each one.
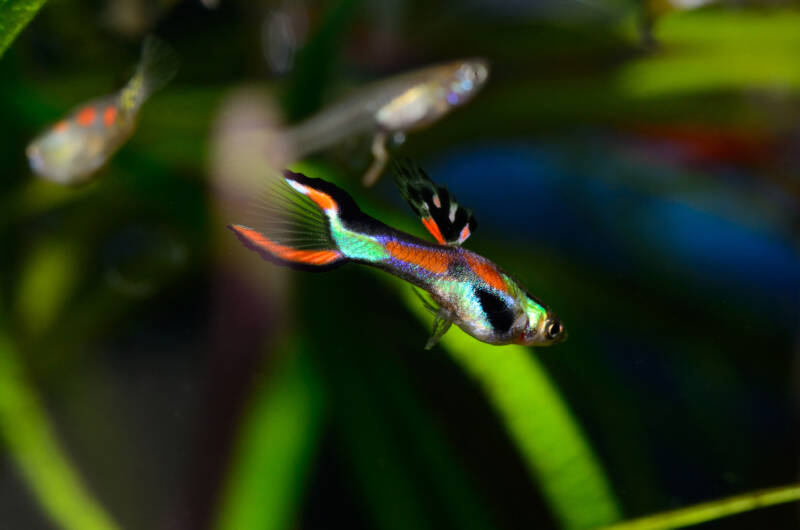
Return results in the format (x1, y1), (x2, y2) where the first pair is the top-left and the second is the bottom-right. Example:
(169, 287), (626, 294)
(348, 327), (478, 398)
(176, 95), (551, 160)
(286, 58), (490, 185)
(26, 35), (179, 185)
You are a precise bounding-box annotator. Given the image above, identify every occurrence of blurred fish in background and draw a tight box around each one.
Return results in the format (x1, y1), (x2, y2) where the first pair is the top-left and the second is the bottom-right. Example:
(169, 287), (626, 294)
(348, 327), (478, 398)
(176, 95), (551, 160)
(102, 0), (219, 37)
(25, 34), (178, 185)
(211, 55), (489, 192)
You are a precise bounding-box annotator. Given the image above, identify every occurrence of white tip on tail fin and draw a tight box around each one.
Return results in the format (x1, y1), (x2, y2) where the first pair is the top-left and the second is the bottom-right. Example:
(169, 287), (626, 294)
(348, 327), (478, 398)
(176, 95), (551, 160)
(228, 170), (349, 271)
(120, 35), (179, 113)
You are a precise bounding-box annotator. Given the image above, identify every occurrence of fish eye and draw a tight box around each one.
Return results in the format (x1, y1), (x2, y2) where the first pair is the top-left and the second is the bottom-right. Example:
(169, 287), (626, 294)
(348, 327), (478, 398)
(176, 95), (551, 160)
(545, 319), (563, 340)
(458, 64), (478, 84)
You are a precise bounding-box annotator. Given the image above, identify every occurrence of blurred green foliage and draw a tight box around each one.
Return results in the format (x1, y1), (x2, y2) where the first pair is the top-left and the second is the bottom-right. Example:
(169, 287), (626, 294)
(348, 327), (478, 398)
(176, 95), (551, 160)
(214, 339), (325, 530)
(602, 483), (800, 530)
(0, 0), (47, 57)
(401, 283), (621, 528)
(618, 11), (800, 97)
(1, 1), (799, 529)
(0, 332), (119, 530)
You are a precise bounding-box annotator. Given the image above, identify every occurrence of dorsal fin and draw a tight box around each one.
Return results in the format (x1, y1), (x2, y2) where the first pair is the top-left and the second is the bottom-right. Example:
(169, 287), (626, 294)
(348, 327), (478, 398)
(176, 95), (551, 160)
(393, 160), (476, 246)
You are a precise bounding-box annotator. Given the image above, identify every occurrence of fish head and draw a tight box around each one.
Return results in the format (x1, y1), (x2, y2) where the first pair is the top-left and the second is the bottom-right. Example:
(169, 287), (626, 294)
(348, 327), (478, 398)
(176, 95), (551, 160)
(514, 294), (566, 346)
(27, 124), (95, 183)
(444, 58), (489, 107)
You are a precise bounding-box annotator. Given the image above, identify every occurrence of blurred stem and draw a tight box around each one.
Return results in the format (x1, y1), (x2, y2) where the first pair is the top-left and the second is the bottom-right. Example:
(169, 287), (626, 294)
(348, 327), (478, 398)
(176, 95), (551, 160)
(397, 281), (621, 529)
(0, 0), (48, 57)
(214, 339), (325, 530)
(600, 484), (800, 530)
(0, 332), (120, 530)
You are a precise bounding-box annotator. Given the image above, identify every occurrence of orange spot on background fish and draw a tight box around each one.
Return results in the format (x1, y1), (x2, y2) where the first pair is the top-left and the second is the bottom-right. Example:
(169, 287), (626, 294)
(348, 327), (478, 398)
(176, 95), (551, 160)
(422, 217), (446, 245)
(464, 252), (507, 293)
(53, 120), (69, 132)
(230, 225), (341, 266)
(76, 107), (97, 126)
(385, 240), (449, 273)
(103, 106), (118, 126)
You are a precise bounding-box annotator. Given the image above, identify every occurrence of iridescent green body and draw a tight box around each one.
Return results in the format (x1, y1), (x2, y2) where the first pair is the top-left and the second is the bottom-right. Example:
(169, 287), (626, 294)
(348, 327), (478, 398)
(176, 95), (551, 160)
(230, 169), (565, 348)
(333, 223), (550, 345)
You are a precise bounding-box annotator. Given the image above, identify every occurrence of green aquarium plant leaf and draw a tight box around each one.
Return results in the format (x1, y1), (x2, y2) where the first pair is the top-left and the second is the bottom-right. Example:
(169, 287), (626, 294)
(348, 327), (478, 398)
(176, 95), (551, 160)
(599, 483), (800, 530)
(296, 268), (495, 530)
(16, 237), (81, 337)
(0, 0), (48, 58)
(617, 10), (800, 98)
(0, 332), (120, 530)
(398, 282), (621, 529)
(214, 339), (325, 530)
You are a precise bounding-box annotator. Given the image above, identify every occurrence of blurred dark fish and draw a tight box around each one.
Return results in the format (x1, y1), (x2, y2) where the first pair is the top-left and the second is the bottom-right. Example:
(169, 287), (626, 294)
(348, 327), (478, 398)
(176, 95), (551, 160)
(228, 163), (565, 349)
(26, 35), (179, 185)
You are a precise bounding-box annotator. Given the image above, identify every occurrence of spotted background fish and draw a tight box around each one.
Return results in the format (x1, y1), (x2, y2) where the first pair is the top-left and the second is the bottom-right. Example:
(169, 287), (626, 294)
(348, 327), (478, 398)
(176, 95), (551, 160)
(26, 35), (179, 185)
(229, 163), (565, 349)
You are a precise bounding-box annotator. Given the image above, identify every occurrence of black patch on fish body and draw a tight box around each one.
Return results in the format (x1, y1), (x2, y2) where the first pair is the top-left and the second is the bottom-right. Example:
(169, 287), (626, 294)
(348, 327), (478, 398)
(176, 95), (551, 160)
(475, 287), (514, 334)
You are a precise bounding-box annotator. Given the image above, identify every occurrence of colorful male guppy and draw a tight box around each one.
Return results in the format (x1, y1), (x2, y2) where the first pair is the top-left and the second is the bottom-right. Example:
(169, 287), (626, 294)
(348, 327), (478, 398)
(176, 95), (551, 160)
(26, 35), (179, 185)
(229, 164), (565, 349)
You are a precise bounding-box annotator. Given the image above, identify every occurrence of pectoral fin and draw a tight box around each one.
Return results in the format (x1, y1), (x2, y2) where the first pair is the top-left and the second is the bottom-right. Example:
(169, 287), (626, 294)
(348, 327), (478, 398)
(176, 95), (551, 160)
(411, 288), (453, 350)
(425, 315), (453, 350)
(362, 131), (389, 186)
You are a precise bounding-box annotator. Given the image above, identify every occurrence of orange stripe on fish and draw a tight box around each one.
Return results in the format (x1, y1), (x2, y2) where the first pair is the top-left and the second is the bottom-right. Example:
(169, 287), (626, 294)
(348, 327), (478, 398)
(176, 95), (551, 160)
(422, 216), (446, 245)
(464, 252), (507, 293)
(230, 225), (342, 266)
(385, 240), (449, 273)
(103, 106), (118, 126)
(76, 107), (97, 126)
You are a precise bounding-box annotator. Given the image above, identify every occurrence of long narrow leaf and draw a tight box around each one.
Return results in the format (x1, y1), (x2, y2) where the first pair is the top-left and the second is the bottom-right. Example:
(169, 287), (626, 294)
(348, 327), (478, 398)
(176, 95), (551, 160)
(600, 484), (800, 530)
(214, 340), (325, 530)
(398, 282), (621, 529)
(0, 333), (120, 530)
(0, 0), (48, 58)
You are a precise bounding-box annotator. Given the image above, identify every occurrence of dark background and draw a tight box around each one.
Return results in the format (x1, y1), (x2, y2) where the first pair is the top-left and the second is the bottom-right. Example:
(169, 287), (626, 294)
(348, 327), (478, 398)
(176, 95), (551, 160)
(0, 0), (798, 528)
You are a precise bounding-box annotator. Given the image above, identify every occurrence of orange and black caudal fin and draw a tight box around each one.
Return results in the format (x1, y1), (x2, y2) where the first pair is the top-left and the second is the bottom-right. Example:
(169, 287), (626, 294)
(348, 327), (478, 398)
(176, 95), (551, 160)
(228, 169), (348, 271)
(393, 159), (476, 246)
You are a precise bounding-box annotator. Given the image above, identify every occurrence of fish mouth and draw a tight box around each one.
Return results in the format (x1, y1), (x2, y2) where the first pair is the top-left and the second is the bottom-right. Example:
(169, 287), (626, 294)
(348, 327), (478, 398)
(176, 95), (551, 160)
(26, 144), (45, 173)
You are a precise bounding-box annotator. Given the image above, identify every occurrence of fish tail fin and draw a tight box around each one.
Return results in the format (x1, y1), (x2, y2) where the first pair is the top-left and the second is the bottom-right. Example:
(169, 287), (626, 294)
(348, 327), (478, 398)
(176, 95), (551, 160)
(119, 35), (179, 114)
(228, 170), (357, 271)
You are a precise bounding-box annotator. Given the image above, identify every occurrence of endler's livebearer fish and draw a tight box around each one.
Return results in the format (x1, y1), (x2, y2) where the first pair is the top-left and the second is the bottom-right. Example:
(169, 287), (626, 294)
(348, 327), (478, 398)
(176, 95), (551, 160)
(285, 59), (489, 186)
(26, 35), (179, 185)
(229, 163), (565, 349)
